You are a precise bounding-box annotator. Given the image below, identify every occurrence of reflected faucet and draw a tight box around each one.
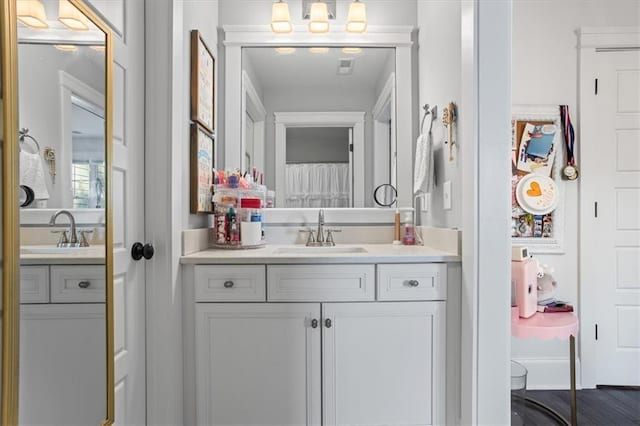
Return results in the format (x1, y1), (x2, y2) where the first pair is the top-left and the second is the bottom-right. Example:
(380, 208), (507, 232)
(49, 210), (78, 246)
(316, 209), (325, 244)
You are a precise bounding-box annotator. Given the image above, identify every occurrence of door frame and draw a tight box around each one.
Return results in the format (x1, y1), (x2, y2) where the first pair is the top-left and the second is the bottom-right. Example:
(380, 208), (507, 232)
(241, 70), (266, 172)
(274, 111), (365, 207)
(578, 26), (640, 388)
(372, 72), (396, 189)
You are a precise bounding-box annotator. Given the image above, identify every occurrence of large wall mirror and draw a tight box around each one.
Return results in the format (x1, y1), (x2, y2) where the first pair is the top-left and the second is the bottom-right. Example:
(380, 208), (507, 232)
(9, 0), (114, 424)
(241, 47), (396, 208)
(224, 30), (414, 208)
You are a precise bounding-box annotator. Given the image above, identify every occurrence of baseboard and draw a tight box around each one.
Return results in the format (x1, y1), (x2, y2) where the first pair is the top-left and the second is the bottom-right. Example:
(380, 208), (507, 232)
(513, 358), (583, 390)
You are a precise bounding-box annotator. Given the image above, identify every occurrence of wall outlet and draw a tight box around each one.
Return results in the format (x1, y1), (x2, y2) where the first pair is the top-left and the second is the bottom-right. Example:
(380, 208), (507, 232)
(443, 181), (452, 210)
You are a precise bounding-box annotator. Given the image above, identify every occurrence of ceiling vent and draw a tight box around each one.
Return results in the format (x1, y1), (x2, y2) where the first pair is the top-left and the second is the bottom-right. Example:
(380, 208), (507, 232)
(337, 58), (354, 75)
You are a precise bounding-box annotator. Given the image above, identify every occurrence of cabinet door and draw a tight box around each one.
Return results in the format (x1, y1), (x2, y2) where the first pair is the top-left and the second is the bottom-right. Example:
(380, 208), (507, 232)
(19, 304), (106, 426)
(196, 303), (322, 426)
(322, 302), (445, 426)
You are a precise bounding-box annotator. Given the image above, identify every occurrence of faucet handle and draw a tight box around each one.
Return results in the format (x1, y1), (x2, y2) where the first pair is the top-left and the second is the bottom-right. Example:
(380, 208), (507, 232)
(325, 229), (341, 245)
(79, 229), (94, 247)
(299, 229), (316, 245)
(51, 230), (69, 246)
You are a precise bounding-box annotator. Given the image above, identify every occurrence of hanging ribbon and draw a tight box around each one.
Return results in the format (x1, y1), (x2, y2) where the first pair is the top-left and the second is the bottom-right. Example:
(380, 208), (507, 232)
(559, 105), (579, 180)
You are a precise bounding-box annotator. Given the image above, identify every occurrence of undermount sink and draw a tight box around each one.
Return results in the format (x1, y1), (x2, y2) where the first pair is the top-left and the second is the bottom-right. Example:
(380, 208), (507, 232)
(20, 246), (91, 255)
(272, 246), (368, 255)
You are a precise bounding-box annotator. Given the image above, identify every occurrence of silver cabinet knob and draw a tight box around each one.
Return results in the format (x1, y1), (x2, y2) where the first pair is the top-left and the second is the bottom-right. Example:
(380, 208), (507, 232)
(78, 281), (91, 289)
(407, 280), (420, 287)
(325, 318), (332, 328)
(223, 281), (234, 288)
(311, 319), (319, 329)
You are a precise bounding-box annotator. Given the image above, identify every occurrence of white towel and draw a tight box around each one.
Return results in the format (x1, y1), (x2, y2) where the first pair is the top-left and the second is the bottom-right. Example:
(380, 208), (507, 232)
(20, 150), (50, 200)
(413, 132), (434, 195)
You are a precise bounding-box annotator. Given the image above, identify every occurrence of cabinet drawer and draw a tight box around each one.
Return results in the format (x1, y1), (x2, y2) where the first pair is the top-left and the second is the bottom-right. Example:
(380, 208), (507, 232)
(20, 266), (50, 303)
(50, 266), (105, 303)
(267, 265), (375, 302)
(194, 265), (266, 302)
(377, 264), (447, 301)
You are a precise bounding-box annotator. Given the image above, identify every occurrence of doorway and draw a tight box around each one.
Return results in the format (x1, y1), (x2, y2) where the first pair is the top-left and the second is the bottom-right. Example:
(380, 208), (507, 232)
(580, 30), (640, 387)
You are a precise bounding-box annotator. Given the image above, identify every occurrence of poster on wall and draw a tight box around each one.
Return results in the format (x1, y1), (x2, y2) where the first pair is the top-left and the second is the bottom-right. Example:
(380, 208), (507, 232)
(191, 30), (215, 134)
(511, 106), (565, 253)
(190, 123), (214, 214)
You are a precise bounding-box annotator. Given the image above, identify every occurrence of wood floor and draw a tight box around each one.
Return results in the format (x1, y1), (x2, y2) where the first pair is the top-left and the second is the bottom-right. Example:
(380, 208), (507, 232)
(514, 388), (640, 425)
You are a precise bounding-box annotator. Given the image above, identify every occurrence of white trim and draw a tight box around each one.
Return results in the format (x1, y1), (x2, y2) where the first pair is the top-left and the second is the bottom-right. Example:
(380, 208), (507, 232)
(262, 207), (413, 225)
(274, 111), (365, 207)
(372, 73), (395, 119)
(578, 26), (640, 389)
(372, 73), (396, 189)
(20, 208), (106, 226)
(241, 71), (267, 172)
(511, 105), (566, 254)
(513, 358), (583, 390)
(222, 27), (414, 206)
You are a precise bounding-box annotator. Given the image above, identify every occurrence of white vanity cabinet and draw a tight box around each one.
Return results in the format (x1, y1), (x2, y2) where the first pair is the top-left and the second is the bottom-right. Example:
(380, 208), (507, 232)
(188, 261), (459, 426)
(19, 264), (105, 426)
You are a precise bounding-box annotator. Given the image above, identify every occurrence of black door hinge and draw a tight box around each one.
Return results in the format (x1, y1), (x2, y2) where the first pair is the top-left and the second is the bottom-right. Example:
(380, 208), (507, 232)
(595, 78), (599, 95)
(595, 324), (599, 340)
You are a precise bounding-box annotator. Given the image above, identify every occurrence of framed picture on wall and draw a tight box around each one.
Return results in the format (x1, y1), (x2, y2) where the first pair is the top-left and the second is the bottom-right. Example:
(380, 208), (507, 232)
(191, 30), (215, 134)
(511, 105), (566, 254)
(190, 123), (214, 214)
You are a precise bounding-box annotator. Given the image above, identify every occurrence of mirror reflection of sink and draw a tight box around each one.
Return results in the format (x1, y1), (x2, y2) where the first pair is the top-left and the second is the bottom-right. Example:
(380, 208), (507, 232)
(20, 246), (91, 255)
(273, 246), (368, 255)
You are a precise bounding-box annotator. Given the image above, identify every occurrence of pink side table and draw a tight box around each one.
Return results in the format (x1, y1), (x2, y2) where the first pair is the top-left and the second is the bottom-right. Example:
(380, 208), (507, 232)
(511, 307), (580, 426)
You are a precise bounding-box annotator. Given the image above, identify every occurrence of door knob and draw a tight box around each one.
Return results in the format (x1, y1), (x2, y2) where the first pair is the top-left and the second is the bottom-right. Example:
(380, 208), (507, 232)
(131, 242), (154, 260)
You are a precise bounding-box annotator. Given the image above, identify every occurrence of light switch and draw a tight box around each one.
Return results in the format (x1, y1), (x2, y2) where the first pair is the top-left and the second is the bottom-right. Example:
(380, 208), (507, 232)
(443, 181), (452, 210)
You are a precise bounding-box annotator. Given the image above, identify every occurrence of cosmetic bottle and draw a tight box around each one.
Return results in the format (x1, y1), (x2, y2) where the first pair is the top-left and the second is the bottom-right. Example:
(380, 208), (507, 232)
(402, 212), (416, 245)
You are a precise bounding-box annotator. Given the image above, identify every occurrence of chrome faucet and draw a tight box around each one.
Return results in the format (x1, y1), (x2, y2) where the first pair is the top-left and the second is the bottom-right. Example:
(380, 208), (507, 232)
(49, 210), (79, 246)
(316, 209), (325, 243)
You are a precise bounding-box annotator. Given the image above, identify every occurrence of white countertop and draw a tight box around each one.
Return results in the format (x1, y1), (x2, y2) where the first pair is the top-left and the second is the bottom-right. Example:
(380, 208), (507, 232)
(20, 245), (106, 265)
(180, 244), (460, 264)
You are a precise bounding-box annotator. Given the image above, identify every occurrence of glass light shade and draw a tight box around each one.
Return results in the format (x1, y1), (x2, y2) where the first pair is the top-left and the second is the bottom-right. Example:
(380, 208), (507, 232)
(271, 1), (292, 34)
(309, 47), (329, 54)
(54, 44), (78, 52)
(16, 0), (49, 29)
(308, 2), (329, 33)
(58, 0), (89, 31)
(346, 1), (367, 33)
(274, 47), (296, 54)
(342, 47), (362, 55)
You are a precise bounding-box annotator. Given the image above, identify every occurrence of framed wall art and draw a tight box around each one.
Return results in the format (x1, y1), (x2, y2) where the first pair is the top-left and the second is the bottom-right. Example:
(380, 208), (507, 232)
(190, 123), (214, 214)
(191, 30), (215, 134)
(511, 105), (566, 253)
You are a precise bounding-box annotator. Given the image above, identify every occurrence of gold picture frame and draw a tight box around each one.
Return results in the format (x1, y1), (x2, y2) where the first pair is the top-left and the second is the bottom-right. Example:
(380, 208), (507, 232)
(190, 123), (214, 214)
(191, 30), (215, 134)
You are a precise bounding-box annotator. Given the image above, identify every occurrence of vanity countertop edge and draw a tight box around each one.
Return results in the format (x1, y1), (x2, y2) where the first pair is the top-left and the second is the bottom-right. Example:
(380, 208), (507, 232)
(180, 244), (461, 264)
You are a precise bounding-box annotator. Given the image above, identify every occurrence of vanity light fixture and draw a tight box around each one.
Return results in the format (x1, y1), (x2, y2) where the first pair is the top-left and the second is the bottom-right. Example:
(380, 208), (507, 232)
(16, 0), (49, 29)
(309, 47), (330, 54)
(308, 2), (330, 33)
(346, 0), (367, 33)
(274, 47), (296, 54)
(271, 0), (293, 34)
(58, 0), (89, 31)
(342, 47), (362, 55)
(54, 44), (78, 52)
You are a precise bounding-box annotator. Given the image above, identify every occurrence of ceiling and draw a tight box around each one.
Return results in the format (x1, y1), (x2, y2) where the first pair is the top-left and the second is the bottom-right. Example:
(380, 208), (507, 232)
(243, 47), (395, 91)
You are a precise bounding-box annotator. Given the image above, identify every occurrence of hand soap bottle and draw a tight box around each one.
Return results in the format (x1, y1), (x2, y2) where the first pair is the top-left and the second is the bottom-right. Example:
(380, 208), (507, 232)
(402, 212), (416, 245)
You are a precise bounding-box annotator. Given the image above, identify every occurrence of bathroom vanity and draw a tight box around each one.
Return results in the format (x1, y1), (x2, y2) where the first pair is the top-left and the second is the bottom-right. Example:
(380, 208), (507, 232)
(19, 248), (106, 425)
(181, 244), (461, 426)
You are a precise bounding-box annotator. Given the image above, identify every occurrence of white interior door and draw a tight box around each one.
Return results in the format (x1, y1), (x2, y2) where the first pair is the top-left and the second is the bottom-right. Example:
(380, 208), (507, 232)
(582, 49), (640, 386)
(99, 0), (147, 423)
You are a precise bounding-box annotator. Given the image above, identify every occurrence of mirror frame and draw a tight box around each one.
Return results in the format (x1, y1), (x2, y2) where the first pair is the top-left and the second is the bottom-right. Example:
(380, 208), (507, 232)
(1, 0), (20, 423)
(223, 26), (415, 208)
(1, 0), (115, 424)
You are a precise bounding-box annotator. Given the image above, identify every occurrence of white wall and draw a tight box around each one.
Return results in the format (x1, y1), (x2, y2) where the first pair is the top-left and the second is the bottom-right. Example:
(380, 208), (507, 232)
(511, 0), (640, 389)
(417, 1), (462, 229)
(181, 0), (219, 229)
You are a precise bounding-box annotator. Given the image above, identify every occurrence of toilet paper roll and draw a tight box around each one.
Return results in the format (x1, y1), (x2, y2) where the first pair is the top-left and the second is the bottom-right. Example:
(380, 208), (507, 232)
(241, 221), (262, 246)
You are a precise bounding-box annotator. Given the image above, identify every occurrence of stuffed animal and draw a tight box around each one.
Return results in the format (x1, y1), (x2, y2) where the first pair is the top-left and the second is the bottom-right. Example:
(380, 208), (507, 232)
(536, 263), (557, 303)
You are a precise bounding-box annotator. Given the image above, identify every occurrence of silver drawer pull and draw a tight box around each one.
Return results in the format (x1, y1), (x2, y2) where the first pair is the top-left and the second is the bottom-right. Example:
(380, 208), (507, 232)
(223, 281), (234, 288)
(78, 281), (91, 289)
(407, 280), (420, 287)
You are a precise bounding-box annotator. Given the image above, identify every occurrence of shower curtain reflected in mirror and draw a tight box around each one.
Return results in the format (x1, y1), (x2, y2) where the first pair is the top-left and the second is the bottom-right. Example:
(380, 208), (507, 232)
(285, 163), (350, 208)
